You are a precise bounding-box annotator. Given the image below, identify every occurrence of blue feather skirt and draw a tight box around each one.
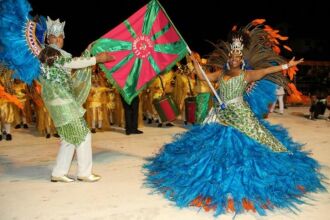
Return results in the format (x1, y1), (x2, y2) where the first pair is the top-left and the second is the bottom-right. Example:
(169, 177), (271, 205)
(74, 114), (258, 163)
(144, 121), (326, 216)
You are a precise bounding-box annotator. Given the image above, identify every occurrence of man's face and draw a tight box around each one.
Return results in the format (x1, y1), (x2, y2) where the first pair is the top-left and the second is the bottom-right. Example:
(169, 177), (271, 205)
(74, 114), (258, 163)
(47, 34), (64, 49)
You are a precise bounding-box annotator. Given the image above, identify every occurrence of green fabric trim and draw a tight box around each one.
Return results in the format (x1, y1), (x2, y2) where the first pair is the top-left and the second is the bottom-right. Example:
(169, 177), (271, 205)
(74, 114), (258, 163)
(105, 52), (135, 76)
(143, 0), (160, 35)
(154, 40), (187, 54)
(151, 23), (171, 41)
(148, 55), (161, 74)
(91, 38), (132, 54)
(124, 20), (137, 39)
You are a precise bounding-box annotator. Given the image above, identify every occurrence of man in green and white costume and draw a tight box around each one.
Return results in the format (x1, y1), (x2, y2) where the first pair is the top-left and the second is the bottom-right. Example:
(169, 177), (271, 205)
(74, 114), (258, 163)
(39, 17), (114, 183)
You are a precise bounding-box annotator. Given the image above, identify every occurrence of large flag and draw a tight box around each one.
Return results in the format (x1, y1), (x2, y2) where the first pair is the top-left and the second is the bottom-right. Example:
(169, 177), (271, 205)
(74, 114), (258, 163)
(91, 0), (188, 104)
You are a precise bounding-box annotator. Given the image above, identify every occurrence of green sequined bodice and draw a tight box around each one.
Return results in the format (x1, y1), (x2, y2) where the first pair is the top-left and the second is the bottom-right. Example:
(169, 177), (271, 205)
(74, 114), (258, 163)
(206, 72), (287, 152)
(218, 73), (247, 101)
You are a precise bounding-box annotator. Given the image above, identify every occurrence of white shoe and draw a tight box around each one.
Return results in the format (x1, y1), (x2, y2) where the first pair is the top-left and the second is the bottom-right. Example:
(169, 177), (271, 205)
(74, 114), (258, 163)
(51, 175), (75, 183)
(77, 174), (101, 182)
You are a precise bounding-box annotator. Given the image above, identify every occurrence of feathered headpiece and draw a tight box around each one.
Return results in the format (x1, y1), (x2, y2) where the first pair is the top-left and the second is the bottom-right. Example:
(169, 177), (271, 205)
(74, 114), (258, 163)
(229, 37), (244, 57)
(207, 19), (293, 92)
(46, 16), (65, 38)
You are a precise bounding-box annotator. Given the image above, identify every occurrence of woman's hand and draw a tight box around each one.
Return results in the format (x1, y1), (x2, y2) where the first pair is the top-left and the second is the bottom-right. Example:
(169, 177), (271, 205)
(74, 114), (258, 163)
(95, 52), (115, 63)
(189, 53), (199, 64)
(288, 57), (304, 67)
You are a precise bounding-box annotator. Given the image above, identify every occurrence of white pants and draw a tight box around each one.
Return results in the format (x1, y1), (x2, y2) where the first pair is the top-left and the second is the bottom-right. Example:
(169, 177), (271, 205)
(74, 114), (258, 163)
(52, 132), (92, 177)
(270, 95), (284, 114)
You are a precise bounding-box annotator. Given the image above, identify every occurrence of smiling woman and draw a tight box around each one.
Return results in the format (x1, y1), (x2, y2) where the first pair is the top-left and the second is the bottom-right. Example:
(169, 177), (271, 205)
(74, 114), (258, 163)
(144, 19), (326, 217)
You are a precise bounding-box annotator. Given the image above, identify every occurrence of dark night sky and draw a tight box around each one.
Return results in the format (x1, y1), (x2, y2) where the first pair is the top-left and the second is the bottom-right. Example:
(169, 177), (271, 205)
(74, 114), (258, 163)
(29, 0), (330, 60)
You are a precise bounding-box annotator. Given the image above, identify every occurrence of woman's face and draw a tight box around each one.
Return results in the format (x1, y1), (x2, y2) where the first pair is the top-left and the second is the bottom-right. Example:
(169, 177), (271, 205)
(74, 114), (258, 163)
(47, 34), (64, 49)
(228, 54), (242, 68)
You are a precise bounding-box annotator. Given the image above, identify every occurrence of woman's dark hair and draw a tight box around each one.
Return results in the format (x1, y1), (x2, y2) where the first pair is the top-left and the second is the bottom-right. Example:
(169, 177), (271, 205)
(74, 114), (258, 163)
(38, 46), (61, 66)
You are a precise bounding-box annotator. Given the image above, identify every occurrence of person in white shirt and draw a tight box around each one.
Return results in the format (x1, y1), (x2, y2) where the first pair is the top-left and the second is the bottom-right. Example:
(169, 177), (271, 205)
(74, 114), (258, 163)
(39, 17), (115, 183)
(270, 86), (285, 114)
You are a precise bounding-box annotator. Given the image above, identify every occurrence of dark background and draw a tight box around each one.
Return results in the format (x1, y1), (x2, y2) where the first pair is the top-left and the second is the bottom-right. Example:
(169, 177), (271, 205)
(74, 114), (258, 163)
(29, 0), (330, 60)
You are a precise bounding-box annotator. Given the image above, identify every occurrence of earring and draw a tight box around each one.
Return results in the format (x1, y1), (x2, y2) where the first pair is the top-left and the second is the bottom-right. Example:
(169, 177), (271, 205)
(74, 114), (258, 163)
(241, 60), (245, 70)
(226, 62), (230, 70)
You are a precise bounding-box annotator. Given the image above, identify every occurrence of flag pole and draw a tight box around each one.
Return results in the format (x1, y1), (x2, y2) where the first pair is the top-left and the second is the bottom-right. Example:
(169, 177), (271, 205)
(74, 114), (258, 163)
(155, 0), (222, 105)
(189, 55), (222, 105)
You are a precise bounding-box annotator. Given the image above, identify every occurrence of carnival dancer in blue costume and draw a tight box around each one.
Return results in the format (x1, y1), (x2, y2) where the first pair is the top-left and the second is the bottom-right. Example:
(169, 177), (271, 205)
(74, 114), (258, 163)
(144, 21), (326, 216)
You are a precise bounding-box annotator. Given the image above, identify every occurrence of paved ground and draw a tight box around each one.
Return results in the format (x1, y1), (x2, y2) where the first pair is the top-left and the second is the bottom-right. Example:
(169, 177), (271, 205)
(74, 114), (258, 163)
(0, 107), (329, 220)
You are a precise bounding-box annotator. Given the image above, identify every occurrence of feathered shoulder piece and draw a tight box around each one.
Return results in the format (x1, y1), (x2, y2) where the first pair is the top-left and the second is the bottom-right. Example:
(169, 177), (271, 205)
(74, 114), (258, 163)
(0, 0), (47, 84)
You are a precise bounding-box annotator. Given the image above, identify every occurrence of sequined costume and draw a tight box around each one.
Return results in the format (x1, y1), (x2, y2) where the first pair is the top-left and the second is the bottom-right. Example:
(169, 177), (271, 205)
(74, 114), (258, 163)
(0, 67), (22, 140)
(85, 86), (111, 131)
(145, 71), (325, 216)
(106, 87), (116, 125)
(144, 20), (326, 216)
(12, 80), (30, 126)
(205, 72), (286, 152)
(0, 69), (17, 126)
(39, 47), (93, 145)
(0, 0), (109, 182)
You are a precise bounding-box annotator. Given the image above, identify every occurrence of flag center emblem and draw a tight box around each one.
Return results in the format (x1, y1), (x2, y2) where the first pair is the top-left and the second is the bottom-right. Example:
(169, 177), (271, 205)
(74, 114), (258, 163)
(132, 35), (154, 58)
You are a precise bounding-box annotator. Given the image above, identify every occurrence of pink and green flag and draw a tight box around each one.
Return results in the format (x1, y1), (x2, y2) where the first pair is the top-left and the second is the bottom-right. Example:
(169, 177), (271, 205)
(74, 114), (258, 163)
(91, 0), (188, 104)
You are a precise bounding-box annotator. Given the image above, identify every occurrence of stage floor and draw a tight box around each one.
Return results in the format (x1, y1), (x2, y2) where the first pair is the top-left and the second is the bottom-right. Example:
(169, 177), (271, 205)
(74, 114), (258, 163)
(1, 107), (329, 220)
